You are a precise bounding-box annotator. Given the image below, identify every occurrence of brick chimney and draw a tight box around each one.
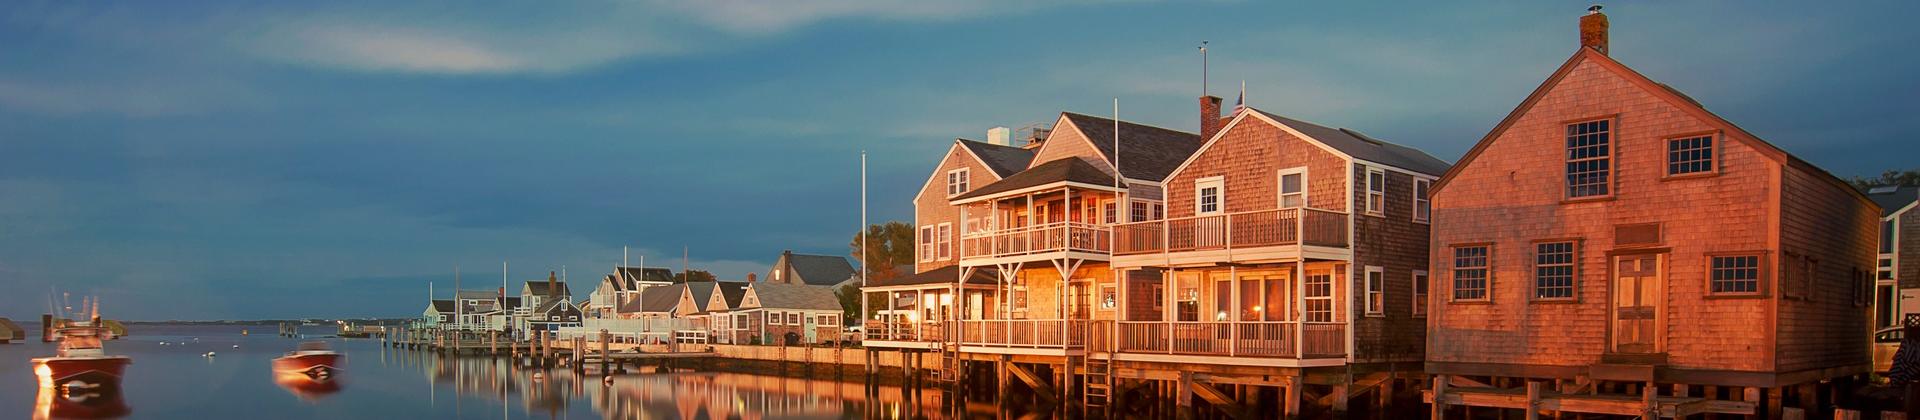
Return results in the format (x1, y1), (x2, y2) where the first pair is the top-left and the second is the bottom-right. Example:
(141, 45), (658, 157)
(547, 271), (557, 295)
(1580, 5), (1608, 55)
(748, 273), (757, 282)
(1199, 96), (1224, 140)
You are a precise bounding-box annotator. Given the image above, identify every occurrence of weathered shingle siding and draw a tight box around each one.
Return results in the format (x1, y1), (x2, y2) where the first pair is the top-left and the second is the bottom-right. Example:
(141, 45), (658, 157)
(1774, 164), (1877, 373)
(1350, 165), (1431, 362)
(915, 145), (1000, 274)
(1164, 118), (1349, 219)
(1901, 208), (1920, 289)
(1431, 57), (1775, 372)
(1030, 123), (1105, 172)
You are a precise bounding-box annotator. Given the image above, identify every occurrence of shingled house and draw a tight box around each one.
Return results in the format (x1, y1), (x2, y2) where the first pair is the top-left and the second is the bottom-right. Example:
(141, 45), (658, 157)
(587, 266), (674, 318)
(721, 282), (844, 345)
(1869, 185), (1920, 330)
(1425, 8), (1878, 418)
(765, 250), (857, 287)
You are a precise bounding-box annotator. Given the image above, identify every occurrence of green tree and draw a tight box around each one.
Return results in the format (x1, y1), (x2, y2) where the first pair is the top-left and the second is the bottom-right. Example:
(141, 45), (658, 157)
(1848, 169), (1920, 190)
(672, 269), (716, 283)
(840, 221), (914, 321)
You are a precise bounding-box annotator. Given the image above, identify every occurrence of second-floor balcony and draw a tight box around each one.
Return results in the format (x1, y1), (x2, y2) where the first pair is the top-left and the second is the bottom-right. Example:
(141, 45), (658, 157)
(960, 222), (1111, 261)
(1113, 207), (1350, 260)
(957, 319), (1087, 350)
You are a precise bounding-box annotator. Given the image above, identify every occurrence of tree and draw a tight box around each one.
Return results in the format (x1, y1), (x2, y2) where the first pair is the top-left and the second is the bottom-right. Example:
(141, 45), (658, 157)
(1848, 169), (1920, 190)
(842, 221), (914, 322)
(672, 270), (716, 283)
(835, 283), (862, 325)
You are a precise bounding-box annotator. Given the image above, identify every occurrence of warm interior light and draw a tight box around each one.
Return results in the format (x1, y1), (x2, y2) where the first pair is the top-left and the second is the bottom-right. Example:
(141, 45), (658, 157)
(34, 363), (53, 389)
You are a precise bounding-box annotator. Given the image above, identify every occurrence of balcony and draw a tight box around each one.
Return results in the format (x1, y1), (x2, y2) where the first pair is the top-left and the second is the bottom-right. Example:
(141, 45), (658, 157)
(1100, 321), (1346, 359)
(863, 320), (946, 343)
(1113, 208), (1349, 263)
(960, 222), (1111, 263)
(956, 319), (1087, 350)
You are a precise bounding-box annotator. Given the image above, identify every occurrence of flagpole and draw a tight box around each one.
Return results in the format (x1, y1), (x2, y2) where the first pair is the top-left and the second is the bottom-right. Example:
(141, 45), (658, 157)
(860, 150), (868, 335)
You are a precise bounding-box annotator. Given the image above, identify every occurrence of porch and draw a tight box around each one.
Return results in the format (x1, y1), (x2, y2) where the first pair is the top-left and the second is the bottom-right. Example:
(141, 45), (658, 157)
(952, 180), (1124, 266)
(1112, 207), (1351, 267)
(1108, 262), (1352, 362)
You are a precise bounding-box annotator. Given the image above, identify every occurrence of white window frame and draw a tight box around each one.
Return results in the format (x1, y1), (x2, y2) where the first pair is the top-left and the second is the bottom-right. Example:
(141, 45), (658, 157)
(1365, 167), (1386, 217)
(1365, 266), (1385, 316)
(1129, 200), (1152, 222)
(1277, 167), (1308, 209)
(1101, 199), (1117, 225)
(919, 225), (934, 262)
(936, 223), (952, 260)
(1195, 176), (1224, 215)
(1412, 270), (1429, 317)
(946, 168), (970, 197)
(768, 311), (783, 326)
(1413, 179), (1431, 223)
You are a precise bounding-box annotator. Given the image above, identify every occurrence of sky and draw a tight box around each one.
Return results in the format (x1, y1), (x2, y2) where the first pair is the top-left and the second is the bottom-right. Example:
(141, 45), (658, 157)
(0, 1), (1915, 320)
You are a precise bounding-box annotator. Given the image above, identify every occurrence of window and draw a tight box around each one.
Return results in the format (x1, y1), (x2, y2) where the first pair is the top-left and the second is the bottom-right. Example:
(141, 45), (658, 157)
(1102, 200), (1118, 224)
(770, 311), (785, 325)
(819, 314), (837, 326)
(946, 168), (970, 196)
(788, 313), (801, 325)
(1366, 168), (1386, 216)
(1533, 241), (1577, 300)
(1883, 219), (1896, 254)
(1100, 285), (1117, 309)
(1566, 119), (1612, 198)
(1666, 135), (1714, 176)
(734, 314), (748, 330)
(1130, 200), (1151, 222)
(1278, 168), (1307, 208)
(1709, 255), (1761, 295)
(919, 225), (934, 262)
(1452, 245), (1490, 301)
(1154, 203), (1165, 220)
(1412, 270), (1429, 317)
(1782, 253), (1813, 299)
(1365, 266), (1385, 316)
(1854, 268), (1871, 307)
(936, 223), (952, 259)
(1413, 179), (1431, 223)
(1304, 270), (1334, 322)
(1195, 177), (1223, 214)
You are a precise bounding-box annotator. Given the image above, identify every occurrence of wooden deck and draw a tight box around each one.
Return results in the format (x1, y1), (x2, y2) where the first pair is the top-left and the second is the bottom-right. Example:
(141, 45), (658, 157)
(1424, 383), (1757, 418)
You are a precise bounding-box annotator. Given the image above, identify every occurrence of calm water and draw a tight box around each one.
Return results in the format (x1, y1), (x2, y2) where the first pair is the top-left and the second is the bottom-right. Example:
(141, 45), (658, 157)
(1, 324), (957, 419)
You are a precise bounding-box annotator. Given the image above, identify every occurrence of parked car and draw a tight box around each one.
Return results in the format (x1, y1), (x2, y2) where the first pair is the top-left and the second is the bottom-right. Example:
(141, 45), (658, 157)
(1874, 327), (1902, 374)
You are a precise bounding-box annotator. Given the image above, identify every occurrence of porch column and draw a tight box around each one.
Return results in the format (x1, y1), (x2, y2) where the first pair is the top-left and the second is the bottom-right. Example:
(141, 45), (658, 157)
(887, 291), (898, 341)
(1229, 265), (1238, 357)
(1295, 259), (1305, 359)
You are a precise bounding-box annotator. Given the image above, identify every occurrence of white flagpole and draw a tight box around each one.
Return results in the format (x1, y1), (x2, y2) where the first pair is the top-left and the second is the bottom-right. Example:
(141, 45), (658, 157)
(454, 265), (461, 331)
(860, 150), (868, 331)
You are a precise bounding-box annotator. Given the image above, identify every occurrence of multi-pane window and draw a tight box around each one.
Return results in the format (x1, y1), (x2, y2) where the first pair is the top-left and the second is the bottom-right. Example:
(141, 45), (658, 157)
(1534, 242), (1576, 300)
(1709, 255), (1761, 294)
(1102, 200), (1118, 224)
(1412, 270), (1429, 317)
(1666, 136), (1714, 175)
(1196, 178), (1223, 214)
(1413, 179), (1431, 223)
(1452, 245), (1490, 300)
(1366, 168), (1386, 215)
(788, 313), (801, 325)
(1278, 168), (1307, 208)
(1130, 200), (1151, 222)
(936, 223), (952, 259)
(1304, 271), (1333, 322)
(1365, 266), (1385, 316)
(919, 225), (934, 262)
(1154, 203), (1165, 220)
(946, 168), (970, 196)
(1566, 119), (1612, 198)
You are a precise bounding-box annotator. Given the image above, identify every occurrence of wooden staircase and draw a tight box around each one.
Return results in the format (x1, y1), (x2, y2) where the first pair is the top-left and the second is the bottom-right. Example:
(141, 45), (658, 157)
(1083, 356), (1113, 411)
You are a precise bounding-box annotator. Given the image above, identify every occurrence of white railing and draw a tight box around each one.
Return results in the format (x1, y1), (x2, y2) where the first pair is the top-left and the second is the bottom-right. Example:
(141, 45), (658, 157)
(961, 222), (1111, 260)
(862, 320), (946, 342)
(1114, 208), (1350, 255)
(957, 319), (1087, 349)
(1113, 321), (1345, 358)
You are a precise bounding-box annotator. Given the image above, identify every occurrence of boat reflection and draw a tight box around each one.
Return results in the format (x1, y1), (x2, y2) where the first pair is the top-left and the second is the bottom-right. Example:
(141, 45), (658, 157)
(272, 341), (345, 401)
(32, 378), (130, 420)
(273, 369), (344, 401)
(385, 346), (953, 419)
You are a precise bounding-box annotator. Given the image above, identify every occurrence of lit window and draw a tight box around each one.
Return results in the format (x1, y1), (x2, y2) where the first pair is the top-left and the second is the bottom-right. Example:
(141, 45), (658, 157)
(1566, 119), (1612, 198)
(947, 168), (969, 196)
(1413, 179), (1431, 223)
(1366, 168), (1386, 216)
(1412, 270), (1429, 317)
(1534, 242), (1576, 300)
(1196, 177), (1223, 215)
(1364, 266), (1385, 316)
(1710, 255), (1761, 294)
(1452, 245), (1490, 301)
(1667, 135), (1714, 175)
(1278, 168), (1307, 208)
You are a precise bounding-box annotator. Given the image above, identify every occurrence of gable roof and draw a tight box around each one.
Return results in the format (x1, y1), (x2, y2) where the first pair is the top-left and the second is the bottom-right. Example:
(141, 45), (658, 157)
(748, 282), (842, 311)
(429, 299), (454, 313)
(1432, 47), (1870, 206)
(1246, 109), (1451, 176)
(685, 282), (719, 312)
(499, 296), (522, 310)
(958, 139), (1036, 177)
(716, 281), (749, 308)
(1867, 185), (1920, 217)
(774, 252), (857, 286)
(867, 265), (998, 288)
(951, 157), (1119, 202)
(611, 267), (675, 290)
(534, 298), (578, 315)
(1056, 112), (1203, 181)
(523, 280), (570, 298)
(622, 284), (687, 313)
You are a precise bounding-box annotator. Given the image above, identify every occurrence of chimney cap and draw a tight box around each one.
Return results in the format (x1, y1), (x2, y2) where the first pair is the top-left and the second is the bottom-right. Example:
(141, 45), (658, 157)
(1588, 4), (1602, 14)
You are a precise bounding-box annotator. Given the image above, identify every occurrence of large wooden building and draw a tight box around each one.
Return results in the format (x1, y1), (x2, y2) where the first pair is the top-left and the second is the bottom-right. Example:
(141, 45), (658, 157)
(1425, 8), (1879, 418)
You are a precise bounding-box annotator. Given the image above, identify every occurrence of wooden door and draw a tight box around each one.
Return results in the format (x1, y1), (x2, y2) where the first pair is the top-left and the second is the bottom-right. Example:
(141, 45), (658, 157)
(1611, 254), (1664, 354)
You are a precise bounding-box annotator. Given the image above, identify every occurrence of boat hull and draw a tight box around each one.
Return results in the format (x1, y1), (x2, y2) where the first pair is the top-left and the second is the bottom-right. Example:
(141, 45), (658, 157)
(272, 353), (343, 383)
(31, 357), (131, 419)
(31, 357), (130, 388)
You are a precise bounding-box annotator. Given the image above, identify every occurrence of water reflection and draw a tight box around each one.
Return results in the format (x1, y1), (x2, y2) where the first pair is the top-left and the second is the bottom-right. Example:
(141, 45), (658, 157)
(384, 346), (955, 419)
(32, 379), (130, 420)
(271, 369), (343, 401)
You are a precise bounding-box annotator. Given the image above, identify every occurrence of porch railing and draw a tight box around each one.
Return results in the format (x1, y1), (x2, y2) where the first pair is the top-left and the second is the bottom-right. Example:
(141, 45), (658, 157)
(960, 222), (1111, 260)
(862, 320), (946, 342)
(1113, 208), (1349, 255)
(957, 319), (1087, 349)
(1113, 321), (1346, 358)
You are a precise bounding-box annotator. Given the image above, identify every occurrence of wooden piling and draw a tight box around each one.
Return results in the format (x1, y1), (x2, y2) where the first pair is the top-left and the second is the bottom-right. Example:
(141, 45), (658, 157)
(599, 329), (610, 375)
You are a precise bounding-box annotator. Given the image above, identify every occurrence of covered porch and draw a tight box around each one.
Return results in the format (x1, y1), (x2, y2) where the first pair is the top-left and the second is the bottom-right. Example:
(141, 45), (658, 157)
(951, 158), (1129, 266)
(1106, 261), (1350, 362)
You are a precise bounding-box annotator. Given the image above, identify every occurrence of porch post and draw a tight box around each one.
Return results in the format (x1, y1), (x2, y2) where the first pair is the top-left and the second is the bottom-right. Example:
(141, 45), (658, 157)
(1295, 259), (1305, 359)
(1166, 268), (1175, 353)
(888, 291), (897, 341)
(1229, 265), (1238, 357)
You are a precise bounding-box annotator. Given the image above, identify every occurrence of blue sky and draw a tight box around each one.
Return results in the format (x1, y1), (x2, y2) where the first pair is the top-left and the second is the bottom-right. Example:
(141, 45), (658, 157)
(0, 1), (1914, 319)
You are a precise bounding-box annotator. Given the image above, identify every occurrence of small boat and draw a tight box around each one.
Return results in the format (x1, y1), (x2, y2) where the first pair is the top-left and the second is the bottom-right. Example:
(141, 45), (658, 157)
(32, 298), (133, 419)
(272, 341), (343, 383)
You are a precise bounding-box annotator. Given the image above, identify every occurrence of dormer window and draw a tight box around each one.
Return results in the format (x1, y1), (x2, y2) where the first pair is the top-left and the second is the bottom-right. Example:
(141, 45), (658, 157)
(946, 168), (970, 196)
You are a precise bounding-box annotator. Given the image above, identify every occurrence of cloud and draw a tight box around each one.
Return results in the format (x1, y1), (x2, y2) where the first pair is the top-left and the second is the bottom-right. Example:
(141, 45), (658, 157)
(246, 20), (679, 75)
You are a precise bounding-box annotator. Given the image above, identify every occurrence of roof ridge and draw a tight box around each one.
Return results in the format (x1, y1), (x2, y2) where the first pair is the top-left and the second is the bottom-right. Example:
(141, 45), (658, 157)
(1062, 111), (1198, 136)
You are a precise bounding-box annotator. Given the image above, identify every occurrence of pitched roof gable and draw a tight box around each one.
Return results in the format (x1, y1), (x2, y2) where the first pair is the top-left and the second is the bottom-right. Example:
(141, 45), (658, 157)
(776, 253), (857, 286)
(951, 157), (1117, 202)
(747, 282), (842, 311)
(1249, 110), (1451, 176)
(958, 139), (1036, 177)
(1432, 47), (1868, 206)
(1866, 185), (1920, 217)
(716, 281), (749, 308)
(1040, 112), (1204, 182)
